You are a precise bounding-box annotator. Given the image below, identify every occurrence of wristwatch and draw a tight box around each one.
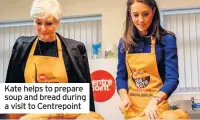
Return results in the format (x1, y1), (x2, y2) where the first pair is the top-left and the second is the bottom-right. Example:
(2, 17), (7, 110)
(153, 96), (162, 104)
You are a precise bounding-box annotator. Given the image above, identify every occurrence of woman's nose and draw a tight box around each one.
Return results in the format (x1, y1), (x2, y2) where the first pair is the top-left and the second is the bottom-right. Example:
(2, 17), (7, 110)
(41, 25), (47, 31)
(138, 16), (144, 23)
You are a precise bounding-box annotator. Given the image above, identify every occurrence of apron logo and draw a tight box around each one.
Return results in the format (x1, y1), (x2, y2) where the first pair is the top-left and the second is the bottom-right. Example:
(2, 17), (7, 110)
(34, 63), (58, 83)
(128, 68), (150, 88)
(133, 76), (150, 88)
(39, 74), (46, 80)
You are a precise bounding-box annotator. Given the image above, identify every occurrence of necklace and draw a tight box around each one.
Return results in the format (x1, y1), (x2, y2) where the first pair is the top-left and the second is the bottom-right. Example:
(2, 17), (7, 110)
(37, 40), (57, 56)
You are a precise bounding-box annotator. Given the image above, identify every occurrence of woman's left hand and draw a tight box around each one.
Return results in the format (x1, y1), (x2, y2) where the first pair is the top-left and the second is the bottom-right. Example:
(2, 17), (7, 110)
(138, 98), (159, 120)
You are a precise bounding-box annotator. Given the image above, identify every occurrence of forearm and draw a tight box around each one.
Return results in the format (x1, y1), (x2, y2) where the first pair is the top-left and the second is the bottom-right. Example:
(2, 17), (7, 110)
(118, 89), (128, 98)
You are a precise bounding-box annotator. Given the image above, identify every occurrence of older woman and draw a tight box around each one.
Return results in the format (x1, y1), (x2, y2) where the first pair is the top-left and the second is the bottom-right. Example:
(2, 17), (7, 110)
(5, 0), (102, 119)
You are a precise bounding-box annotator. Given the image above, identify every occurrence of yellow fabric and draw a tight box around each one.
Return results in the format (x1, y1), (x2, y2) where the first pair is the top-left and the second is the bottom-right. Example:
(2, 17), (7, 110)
(24, 35), (68, 83)
(125, 37), (189, 120)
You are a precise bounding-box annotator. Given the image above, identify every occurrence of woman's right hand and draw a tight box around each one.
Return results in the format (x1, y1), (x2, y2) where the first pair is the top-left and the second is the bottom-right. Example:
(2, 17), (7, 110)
(118, 89), (131, 114)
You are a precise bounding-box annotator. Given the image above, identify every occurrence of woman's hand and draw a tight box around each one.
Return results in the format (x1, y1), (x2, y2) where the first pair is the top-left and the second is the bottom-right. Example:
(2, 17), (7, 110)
(138, 97), (158, 120)
(118, 89), (131, 114)
(120, 94), (131, 114)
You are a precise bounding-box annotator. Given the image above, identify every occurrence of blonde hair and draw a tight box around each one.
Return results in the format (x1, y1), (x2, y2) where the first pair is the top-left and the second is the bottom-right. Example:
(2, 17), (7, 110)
(30, 0), (62, 21)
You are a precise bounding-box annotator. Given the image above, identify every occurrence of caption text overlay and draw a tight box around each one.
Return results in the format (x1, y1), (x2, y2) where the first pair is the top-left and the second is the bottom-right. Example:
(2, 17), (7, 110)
(0, 83), (89, 113)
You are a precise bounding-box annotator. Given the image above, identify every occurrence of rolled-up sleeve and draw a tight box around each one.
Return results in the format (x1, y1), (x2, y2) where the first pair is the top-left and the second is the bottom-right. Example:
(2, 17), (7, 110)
(159, 34), (179, 97)
(116, 38), (128, 91)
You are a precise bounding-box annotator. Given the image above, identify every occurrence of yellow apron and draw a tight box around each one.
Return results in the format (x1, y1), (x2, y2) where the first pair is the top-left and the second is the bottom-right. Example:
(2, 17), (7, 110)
(24, 35), (68, 83)
(9, 35), (104, 120)
(8, 35), (68, 120)
(125, 37), (189, 120)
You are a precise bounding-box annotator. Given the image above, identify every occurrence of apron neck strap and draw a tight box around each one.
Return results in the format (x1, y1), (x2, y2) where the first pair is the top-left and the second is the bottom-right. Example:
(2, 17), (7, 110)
(55, 34), (63, 58)
(151, 37), (156, 54)
(29, 37), (38, 56)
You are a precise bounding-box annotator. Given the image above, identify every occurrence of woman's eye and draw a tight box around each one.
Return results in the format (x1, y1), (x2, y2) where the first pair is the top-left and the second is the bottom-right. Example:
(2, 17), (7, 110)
(133, 14), (138, 17)
(143, 13), (149, 17)
(36, 22), (42, 25)
(46, 22), (53, 26)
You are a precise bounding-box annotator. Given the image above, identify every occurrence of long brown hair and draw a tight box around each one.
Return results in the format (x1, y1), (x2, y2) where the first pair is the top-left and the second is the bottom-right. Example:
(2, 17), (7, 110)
(123, 0), (174, 50)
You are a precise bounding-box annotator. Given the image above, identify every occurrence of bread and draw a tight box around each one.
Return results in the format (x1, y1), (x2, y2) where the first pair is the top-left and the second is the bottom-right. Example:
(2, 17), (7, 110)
(8, 114), (26, 119)
(19, 113), (80, 120)
(76, 112), (104, 120)
(127, 116), (146, 120)
(19, 112), (104, 120)
(159, 109), (189, 120)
